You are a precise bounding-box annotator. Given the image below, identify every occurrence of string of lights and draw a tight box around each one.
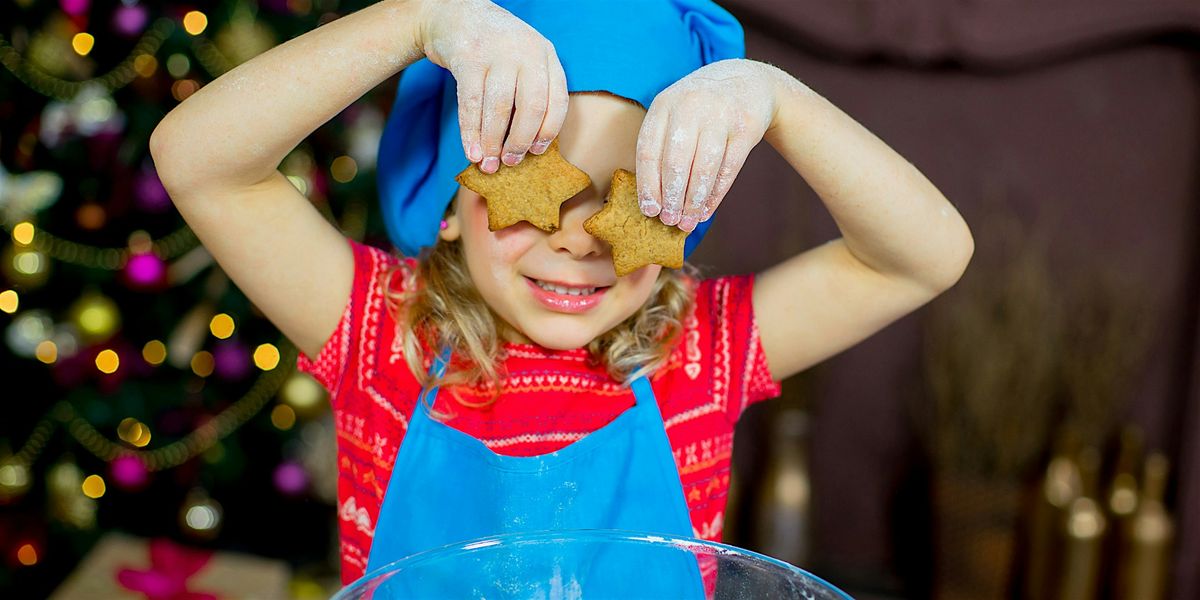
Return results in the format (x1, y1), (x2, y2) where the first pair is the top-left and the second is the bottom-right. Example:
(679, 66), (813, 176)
(0, 18), (176, 101)
(4, 221), (200, 270)
(191, 35), (234, 78)
(4, 339), (295, 475)
(0, 9), (259, 100)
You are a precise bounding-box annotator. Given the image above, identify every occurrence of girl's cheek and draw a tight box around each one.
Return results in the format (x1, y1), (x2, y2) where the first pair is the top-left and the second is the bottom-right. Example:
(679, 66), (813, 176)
(627, 265), (662, 291)
(488, 225), (539, 263)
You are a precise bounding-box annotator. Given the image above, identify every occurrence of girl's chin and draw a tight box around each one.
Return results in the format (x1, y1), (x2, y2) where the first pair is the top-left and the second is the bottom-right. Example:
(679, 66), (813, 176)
(514, 321), (602, 351)
(523, 333), (594, 351)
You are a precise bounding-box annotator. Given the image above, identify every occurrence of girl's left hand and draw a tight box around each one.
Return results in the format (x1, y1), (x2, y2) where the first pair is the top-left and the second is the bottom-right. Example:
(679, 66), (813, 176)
(636, 59), (780, 232)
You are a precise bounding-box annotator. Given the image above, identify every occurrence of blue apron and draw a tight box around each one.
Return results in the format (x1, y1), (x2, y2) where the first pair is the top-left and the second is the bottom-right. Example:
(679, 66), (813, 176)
(361, 351), (706, 598)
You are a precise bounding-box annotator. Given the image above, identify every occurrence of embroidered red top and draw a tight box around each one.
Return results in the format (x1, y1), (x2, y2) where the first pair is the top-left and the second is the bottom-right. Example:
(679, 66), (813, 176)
(297, 238), (781, 584)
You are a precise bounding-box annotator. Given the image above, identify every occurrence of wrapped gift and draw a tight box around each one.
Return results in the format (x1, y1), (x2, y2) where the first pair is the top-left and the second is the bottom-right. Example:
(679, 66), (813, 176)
(50, 532), (290, 600)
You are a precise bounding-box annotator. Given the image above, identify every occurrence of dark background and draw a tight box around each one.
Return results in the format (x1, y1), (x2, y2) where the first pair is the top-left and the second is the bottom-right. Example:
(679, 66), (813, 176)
(698, 1), (1199, 598)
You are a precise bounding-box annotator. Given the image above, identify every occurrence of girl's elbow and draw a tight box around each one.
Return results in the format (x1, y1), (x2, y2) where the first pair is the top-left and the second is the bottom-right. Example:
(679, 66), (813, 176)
(148, 119), (181, 187)
(933, 220), (975, 292)
(148, 116), (198, 199)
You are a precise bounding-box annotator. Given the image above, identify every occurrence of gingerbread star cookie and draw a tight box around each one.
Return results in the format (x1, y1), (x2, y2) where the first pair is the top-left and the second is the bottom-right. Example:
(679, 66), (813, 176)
(454, 139), (592, 232)
(584, 169), (689, 277)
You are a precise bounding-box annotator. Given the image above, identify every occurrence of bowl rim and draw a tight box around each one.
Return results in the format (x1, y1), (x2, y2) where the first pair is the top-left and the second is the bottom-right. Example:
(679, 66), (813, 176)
(333, 528), (853, 599)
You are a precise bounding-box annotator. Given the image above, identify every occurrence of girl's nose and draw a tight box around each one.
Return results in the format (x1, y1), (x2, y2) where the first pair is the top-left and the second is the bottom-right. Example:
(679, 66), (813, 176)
(548, 195), (606, 259)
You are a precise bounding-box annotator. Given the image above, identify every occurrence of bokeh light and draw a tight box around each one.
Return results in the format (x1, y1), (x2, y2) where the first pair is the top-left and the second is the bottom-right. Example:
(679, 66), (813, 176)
(191, 351), (215, 377)
(96, 349), (120, 374)
(17, 543), (38, 566)
(35, 340), (57, 364)
(71, 33), (95, 56)
(330, 155), (358, 183)
(0, 290), (17, 314)
(133, 54), (157, 78)
(182, 11), (208, 35)
(75, 203), (106, 229)
(254, 343), (280, 370)
(125, 253), (166, 288)
(209, 313), (235, 339)
(117, 418), (151, 447)
(72, 293), (120, 341)
(111, 455), (149, 490)
(171, 79), (201, 102)
(271, 404), (296, 430)
(81, 474), (106, 499)
(13, 250), (43, 276)
(142, 340), (167, 365)
(11, 222), (34, 245)
(166, 53), (191, 78)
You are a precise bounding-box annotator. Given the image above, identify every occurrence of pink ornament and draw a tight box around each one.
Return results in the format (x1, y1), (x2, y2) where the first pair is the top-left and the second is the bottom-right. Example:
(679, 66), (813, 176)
(112, 4), (148, 37)
(212, 340), (251, 381)
(111, 454), (149, 490)
(134, 168), (171, 213)
(123, 252), (167, 290)
(273, 461), (308, 496)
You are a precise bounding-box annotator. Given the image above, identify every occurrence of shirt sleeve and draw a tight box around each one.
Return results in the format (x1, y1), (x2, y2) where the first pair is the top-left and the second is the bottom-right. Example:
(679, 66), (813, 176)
(294, 237), (413, 408)
(694, 274), (782, 424)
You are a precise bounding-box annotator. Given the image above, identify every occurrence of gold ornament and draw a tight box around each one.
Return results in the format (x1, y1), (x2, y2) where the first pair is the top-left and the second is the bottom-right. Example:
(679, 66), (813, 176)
(26, 17), (94, 79)
(69, 290), (121, 342)
(47, 457), (97, 529)
(1, 243), (52, 289)
(0, 455), (32, 503)
(280, 372), (328, 420)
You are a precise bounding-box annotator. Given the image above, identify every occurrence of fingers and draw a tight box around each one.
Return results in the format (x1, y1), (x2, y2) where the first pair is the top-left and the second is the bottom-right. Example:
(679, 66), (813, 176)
(479, 67), (518, 173)
(638, 113), (747, 233)
(679, 128), (726, 232)
(461, 45), (564, 171)
(636, 109), (668, 217)
(657, 120), (698, 227)
(456, 67), (486, 163)
(503, 64), (548, 166)
(705, 135), (750, 221)
(532, 48), (568, 155)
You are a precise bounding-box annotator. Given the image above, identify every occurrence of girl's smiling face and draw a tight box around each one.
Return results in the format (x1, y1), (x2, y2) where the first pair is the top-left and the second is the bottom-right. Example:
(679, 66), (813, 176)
(445, 92), (663, 350)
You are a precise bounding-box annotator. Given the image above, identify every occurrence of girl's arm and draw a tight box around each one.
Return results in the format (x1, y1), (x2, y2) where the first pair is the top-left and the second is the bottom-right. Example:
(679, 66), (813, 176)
(635, 60), (973, 381)
(151, 0), (567, 359)
(150, 0), (427, 360)
(752, 69), (974, 380)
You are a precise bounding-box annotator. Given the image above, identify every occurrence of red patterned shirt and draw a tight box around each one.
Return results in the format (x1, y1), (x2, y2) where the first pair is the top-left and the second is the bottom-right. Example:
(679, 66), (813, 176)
(298, 238), (781, 584)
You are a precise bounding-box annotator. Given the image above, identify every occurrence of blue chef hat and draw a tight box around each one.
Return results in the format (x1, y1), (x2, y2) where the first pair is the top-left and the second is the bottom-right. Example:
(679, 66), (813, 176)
(377, 0), (745, 258)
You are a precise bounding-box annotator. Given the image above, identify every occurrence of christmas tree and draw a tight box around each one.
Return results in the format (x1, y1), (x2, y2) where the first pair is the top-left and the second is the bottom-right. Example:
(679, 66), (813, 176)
(0, 1), (389, 596)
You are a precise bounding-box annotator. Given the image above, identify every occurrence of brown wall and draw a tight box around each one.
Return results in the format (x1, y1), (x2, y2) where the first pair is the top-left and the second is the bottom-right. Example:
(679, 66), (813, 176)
(693, 1), (1200, 596)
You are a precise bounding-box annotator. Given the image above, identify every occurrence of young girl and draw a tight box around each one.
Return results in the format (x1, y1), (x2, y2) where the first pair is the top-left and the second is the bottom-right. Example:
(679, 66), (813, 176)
(150, 0), (973, 591)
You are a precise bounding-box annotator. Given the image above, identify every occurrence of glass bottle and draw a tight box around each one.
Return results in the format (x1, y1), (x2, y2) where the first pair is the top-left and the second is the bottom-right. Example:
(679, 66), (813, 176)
(1057, 447), (1106, 600)
(1114, 453), (1173, 600)
(753, 406), (810, 566)
(1025, 428), (1082, 599)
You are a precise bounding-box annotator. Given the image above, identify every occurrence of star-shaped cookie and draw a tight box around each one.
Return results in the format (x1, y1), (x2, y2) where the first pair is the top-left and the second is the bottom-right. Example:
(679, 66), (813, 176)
(454, 139), (591, 232)
(584, 169), (688, 277)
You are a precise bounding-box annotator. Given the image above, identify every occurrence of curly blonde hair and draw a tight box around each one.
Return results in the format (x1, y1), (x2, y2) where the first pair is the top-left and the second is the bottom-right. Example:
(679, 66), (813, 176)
(382, 234), (696, 412)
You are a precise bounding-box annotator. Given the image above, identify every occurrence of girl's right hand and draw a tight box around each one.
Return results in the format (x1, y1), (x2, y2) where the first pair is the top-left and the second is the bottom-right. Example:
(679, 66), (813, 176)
(417, 0), (568, 173)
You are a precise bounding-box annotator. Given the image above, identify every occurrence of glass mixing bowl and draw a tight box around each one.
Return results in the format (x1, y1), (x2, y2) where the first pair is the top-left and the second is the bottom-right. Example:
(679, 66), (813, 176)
(332, 529), (853, 599)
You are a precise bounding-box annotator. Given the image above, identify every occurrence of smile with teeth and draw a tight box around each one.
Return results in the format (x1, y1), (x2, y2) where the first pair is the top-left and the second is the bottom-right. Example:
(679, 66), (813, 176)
(524, 277), (610, 313)
(532, 279), (599, 296)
